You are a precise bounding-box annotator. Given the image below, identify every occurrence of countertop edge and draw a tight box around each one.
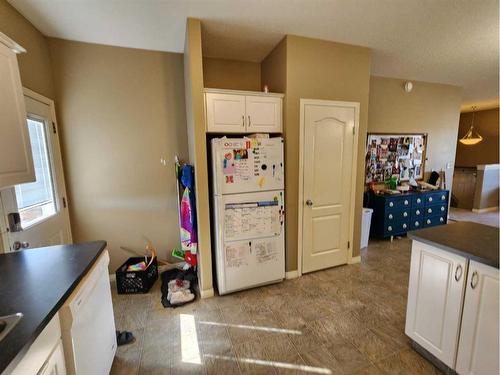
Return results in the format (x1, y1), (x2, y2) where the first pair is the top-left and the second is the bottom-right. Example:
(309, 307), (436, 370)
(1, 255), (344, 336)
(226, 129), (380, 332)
(408, 232), (499, 269)
(2, 241), (107, 375)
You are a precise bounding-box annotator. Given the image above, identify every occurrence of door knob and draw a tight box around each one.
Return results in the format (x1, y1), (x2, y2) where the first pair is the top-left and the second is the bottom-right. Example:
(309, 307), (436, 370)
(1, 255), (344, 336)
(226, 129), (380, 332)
(306, 199), (313, 206)
(12, 241), (29, 251)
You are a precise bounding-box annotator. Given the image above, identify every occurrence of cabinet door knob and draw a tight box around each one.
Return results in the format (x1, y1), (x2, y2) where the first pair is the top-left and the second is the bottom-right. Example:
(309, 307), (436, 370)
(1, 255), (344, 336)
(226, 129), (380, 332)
(428, 208), (432, 214)
(455, 264), (463, 281)
(441, 195), (446, 200)
(415, 221), (419, 227)
(440, 217), (444, 222)
(404, 200), (409, 205)
(417, 198), (421, 203)
(427, 219), (431, 224)
(429, 197), (433, 202)
(388, 214), (393, 219)
(389, 202), (394, 207)
(403, 212), (408, 217)
(403, 223), (407, 229)
(416, 210), (420, 215)
(388, 226), (392, 231)
(441, 206), (445, 211)
(470, 271), (479, 289)
(306, 199), (313, 206)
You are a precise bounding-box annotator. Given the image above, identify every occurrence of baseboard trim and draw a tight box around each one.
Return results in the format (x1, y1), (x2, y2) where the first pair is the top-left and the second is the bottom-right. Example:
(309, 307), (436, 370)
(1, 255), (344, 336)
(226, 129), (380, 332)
(285, 270), (300, 279)
(200, 288), (215, 299)
(348, 256), (361, 264)
(472, 206), (499, 213)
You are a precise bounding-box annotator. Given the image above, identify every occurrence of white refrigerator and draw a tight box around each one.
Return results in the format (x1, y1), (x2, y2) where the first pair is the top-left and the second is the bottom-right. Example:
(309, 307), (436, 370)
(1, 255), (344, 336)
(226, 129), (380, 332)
(211, 137), (285, 295)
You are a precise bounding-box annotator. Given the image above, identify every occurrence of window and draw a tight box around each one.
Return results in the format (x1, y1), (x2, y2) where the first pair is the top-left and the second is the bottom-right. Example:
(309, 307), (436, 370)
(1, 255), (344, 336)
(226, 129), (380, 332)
(15, 118), (56, 227)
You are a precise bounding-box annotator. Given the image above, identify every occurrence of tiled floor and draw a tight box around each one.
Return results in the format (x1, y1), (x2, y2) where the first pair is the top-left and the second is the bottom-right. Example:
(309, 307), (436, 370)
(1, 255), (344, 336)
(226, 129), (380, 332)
(110, 237), (441, 375)
(449, 207), (499, 227)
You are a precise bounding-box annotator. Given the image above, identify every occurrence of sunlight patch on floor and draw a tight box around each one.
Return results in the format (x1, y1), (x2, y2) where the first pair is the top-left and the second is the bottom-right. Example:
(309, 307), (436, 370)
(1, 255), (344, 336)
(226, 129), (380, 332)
(204, 354), (332, 374)
(199, 320), (302, 335)
(180, 314), (201, 364)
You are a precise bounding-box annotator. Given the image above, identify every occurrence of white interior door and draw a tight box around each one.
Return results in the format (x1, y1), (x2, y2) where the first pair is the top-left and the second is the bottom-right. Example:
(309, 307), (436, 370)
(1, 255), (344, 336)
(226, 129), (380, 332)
(0, 89), (72, 251)
(299, 99), (358, 274)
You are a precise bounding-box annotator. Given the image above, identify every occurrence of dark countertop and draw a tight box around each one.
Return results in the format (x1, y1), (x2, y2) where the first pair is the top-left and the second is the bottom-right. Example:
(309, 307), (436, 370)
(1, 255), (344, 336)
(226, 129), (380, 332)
(0, 241), (107, 374)
(408, 222), (499, 268)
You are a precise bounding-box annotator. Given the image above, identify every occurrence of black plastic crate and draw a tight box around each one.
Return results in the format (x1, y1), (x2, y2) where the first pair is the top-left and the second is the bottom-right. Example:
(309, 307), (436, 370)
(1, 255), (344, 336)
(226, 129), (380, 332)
(116, 256), (158, 294)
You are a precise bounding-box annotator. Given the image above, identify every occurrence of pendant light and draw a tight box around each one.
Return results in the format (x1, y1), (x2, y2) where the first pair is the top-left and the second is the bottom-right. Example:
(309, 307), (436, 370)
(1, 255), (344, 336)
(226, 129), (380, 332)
(459, 106), (483, 145)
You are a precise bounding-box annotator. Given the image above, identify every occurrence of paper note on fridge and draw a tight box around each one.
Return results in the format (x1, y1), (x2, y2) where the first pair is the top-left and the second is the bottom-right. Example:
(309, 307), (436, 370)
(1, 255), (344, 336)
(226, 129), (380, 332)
(225, 242), (250, 268)
(224, 201), (280, 240)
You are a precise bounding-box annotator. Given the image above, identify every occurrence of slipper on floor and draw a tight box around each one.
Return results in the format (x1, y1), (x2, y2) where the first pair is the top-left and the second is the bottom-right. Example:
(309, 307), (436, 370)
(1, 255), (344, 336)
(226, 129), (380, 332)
(116, 330), (135, 346)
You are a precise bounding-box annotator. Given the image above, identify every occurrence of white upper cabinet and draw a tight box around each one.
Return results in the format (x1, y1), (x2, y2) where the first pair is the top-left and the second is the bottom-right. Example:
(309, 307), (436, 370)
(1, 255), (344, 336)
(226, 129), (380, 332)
(205, 89), (283, 133)
(0, 33), (35, 188)
(405, 240), (467, 368)
(205, 92), (246, 133)
(456, 261), (499, 375)
(245, 95), (282, 133)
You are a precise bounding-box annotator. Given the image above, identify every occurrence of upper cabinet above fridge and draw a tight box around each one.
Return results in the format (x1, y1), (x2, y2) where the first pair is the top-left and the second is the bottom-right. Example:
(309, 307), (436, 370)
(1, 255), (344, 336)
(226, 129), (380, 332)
(204, 89), (283, 134)
(0, 32), (35, 189)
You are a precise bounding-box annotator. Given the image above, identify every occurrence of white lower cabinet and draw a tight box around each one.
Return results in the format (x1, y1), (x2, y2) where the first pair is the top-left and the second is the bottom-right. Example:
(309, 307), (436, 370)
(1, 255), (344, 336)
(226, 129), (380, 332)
(456, 261), (499, 375)
(405, 241), (467, 368)
(10, 313), (66, 375)
(39, 340), (66, 375)
(406, 241), (499, 374)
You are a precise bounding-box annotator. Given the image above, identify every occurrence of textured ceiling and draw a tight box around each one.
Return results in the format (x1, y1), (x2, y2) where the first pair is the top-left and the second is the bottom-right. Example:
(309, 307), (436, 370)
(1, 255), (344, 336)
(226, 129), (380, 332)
(8, 0), (499, 107)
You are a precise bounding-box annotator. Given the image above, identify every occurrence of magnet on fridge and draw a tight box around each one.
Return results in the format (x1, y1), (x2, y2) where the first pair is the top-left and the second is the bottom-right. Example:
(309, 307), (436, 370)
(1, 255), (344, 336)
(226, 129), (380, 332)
(258, 176), (265, 188)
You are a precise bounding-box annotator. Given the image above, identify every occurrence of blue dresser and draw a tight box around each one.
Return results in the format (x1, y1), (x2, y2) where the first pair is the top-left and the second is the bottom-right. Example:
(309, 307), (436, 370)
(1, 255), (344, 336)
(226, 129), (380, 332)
(369, 190), (449, 238)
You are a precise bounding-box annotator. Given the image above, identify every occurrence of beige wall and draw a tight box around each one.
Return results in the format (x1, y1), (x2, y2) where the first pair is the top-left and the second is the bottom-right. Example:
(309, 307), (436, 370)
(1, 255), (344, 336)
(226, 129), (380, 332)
(203, 57), (261, 91)
(455, 108), (499, 167)
(184, 19), (213, 295)
(0, 0), (54, 98)
(473, 165), (499, 210)
(262, 35), (371, 270)
(48, 38), (188, 271)
(369, 77), (462, 193)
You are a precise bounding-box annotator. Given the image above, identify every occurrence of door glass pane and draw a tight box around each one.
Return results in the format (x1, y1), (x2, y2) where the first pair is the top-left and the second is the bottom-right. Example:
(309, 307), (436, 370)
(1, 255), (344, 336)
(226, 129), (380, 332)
(15, 118), (56, 227)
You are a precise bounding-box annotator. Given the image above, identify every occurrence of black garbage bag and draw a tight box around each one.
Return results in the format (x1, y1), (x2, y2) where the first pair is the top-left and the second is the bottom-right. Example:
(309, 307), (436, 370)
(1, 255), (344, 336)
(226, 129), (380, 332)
(160, 268), (197, 308)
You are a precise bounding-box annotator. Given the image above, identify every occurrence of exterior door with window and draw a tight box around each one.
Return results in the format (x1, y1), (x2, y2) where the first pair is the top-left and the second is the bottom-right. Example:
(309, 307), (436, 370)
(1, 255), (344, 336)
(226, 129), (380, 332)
(0, 89), (71, 252)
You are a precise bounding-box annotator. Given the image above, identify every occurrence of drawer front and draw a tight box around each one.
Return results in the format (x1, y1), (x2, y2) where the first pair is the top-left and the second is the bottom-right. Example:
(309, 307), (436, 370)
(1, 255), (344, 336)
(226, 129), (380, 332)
(412, 195), (425, 207)
(410, 218), (423, 230)
(385, 220), (410, 236)
(386, 196), (411, 211)
(424, 215), (447, 227)
(425, 191), (449, 206)
(385, 209), (411, 221)
(425, 203), (448, 217)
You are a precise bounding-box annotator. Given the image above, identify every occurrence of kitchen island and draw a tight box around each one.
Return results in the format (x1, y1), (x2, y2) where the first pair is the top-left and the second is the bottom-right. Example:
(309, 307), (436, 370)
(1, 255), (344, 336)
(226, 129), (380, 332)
(0, 241), (114, 375)
(406, 222), (499, 375)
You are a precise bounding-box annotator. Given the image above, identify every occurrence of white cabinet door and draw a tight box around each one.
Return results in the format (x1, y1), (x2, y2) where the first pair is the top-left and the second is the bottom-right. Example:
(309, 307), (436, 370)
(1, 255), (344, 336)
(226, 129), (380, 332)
(205, 93), (246, 133)
(0, 42), (35, 188)
(245, 96), (282, 133)
(405, 240), (467, 368)
(39, 340), (67, 375)
(456, 261), (499, 375)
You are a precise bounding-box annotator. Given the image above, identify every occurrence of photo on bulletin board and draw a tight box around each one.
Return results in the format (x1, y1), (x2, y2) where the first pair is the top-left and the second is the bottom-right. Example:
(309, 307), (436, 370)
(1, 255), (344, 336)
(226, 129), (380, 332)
(365, 133), (427, 184)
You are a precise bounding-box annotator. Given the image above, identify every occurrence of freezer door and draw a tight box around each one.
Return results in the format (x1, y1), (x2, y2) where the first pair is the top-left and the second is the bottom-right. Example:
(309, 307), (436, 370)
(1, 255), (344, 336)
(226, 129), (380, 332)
(212, 137), (284, 194)
(214, 191), (285, 294)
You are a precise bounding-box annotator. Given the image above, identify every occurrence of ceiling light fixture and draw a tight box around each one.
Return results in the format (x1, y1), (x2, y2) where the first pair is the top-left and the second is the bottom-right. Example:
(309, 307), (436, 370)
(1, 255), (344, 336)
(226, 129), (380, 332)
(459, 106), (483, 146)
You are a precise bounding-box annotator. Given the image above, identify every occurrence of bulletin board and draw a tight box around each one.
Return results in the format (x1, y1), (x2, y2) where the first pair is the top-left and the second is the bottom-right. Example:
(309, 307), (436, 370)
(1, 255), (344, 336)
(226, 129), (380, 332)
(365, 133), (427, 184)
